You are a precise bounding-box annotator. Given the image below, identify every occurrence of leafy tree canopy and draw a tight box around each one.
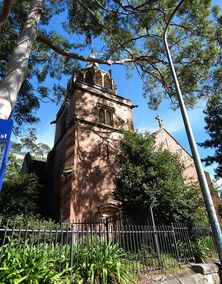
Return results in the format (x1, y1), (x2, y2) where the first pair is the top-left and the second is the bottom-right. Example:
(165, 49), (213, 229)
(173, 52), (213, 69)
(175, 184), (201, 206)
(113, 131), (206, 224)
(5, 128), (51, 179)
(198, 94), (222, 179)
(217, 203), (222, 218)
(0, 174), (42, 216)
(70, 0), (222, 110)
(0, 0), (81, 134)
(1, 0), (222, 131)
(0, 128), (50, 218)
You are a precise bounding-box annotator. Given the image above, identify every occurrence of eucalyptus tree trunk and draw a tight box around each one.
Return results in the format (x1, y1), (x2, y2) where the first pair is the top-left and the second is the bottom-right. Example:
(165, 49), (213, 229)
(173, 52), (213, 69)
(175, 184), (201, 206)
(0, 0), (44, 119)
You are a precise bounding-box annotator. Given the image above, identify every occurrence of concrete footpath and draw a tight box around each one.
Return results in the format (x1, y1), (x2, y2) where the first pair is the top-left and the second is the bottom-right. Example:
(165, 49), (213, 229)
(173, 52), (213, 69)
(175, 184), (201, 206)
(154, 263), (221, 284)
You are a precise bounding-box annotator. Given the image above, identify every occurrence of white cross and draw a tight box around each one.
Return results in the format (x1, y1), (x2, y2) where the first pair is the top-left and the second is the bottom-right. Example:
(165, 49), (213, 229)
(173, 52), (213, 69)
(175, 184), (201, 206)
(155, 115), (163, 128)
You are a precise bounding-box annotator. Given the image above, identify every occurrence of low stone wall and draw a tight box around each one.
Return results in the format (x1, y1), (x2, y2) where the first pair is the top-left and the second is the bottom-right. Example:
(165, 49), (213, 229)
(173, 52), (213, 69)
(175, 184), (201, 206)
(154, 263), (221, 284)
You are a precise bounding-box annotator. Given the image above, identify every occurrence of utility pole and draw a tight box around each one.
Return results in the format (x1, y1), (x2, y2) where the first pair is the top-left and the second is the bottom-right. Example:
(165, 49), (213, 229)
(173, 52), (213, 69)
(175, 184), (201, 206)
(163, 0), (222, 264)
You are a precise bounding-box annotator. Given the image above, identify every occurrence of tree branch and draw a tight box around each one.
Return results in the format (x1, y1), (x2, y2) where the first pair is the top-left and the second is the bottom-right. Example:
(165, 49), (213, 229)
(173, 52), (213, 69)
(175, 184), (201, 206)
(0, 0), (14, 24)
(113, 0), (167, 16)
(93, 0), (130, 16)
(36, 31), (154, 66)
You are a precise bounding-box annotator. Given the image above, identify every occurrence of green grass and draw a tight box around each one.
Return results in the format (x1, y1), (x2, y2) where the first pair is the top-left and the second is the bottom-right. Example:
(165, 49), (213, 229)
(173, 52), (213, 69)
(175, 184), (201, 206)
(161, 254), (181, 274)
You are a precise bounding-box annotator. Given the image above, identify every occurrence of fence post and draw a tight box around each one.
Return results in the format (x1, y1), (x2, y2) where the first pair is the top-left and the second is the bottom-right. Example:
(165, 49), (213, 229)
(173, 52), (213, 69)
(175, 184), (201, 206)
(104, 217), (109, 243)
(0, 220), (9, 262)
(69, 224), (74, 280)
(150, 206), (163, 268)
(171, 223), (180, 263)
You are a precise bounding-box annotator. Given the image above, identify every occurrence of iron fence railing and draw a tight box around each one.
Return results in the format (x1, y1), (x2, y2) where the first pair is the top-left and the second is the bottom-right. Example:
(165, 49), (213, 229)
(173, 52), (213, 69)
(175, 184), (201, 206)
(0, 217), (216, 278)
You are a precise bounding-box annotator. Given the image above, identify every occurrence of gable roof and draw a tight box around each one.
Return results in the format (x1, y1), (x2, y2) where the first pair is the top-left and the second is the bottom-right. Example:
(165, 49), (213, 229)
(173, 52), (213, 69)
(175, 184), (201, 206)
(153, 127), (193, 159)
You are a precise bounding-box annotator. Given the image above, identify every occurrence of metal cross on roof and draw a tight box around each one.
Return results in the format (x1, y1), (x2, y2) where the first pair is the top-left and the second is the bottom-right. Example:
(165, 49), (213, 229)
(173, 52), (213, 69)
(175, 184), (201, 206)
(155, 115), (163, 128)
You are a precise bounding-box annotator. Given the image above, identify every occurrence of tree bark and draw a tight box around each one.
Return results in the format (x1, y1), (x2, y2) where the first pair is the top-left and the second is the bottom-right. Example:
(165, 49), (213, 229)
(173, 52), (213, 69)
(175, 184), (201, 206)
(0, 0), (44, 119)
(0, 0), (14, 24)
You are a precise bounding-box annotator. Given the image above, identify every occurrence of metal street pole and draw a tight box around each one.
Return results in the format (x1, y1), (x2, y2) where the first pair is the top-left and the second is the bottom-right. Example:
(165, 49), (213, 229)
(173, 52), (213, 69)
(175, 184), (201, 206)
(163, 0), (222, 264)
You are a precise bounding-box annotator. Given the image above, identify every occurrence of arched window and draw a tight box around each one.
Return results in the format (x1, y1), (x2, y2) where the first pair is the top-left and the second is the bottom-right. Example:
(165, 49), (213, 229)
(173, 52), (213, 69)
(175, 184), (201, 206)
(163, 138), (169, 149)
(95, 71), (102, 85)
(98, 107), (113, 126)
(104, 74), (112, 89)
(76, 72), (84, 82)
(98, 204), (120, 220)
(106, 110), (112, 126)
(85, 70), (93, 85)
(99, 109), (105, 124)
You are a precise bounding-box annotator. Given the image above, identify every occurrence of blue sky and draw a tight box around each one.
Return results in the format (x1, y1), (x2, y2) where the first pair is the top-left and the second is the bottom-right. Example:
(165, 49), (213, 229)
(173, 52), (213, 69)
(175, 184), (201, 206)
(35, 63), (217, 181)
(31, 1), (221, 185)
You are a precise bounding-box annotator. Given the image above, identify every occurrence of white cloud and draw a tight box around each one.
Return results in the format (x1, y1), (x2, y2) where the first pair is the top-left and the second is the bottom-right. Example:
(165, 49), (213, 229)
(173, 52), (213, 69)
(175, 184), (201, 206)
(164, 107), (204, 134)
(215, 178), (222, 192)
(136, 124), (157, 134)
(37, 125), (55, 149)
(133, 96), (206, 137)
(164, 115), (184, 133)
(136, 109), (195, 134)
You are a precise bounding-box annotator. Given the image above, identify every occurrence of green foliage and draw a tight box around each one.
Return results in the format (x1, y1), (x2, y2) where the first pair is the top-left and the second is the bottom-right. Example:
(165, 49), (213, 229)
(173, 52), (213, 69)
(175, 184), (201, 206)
(0, 214), (57, 229)
(161, 254), (180, 274)
(0, 244), (70, 284)
(114, 131), (204, 224)
(73, 240), (135, 284)
(217, 204), (222, 218)
(0, 216), (59, 248)
(0, 241), (135, 284)
(198, 94), (222, 179)
(68, 1), (222, 109)
(0, 174), (42, 216)
(209, 185), (218, 196)
(0, 2), (38, 133)
(177, 233), (216, 264)
(5, 128), (50, 179)
(0, 1), (80, 134)
(1, 0), (222, 132)
(187, 236), (215, 263)
(0, 129), (51, 218)
(16, 129), (51, 161)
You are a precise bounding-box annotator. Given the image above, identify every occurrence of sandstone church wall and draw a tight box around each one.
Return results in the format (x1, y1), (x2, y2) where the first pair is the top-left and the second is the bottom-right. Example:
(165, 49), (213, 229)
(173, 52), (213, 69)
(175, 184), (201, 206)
(69, 124), (122, 220)
(154, 128), (198, 185)
(49, 67), (133, 221)
(73, 83), (133, 131)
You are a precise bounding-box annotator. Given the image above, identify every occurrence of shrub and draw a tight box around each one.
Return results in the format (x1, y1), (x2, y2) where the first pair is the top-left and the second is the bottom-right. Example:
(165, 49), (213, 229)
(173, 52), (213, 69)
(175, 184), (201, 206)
(114, 131), (205, 225)
(0, 240), (135, 284)
(0, 214), (58, 229)
(0, 214), (59, 247)
(72, 239), (135, 283)
(0, 244), (70, 283)
(0, 174), (42, 216)
(188, 236), (215, 263)
(218, 204), (222, 218)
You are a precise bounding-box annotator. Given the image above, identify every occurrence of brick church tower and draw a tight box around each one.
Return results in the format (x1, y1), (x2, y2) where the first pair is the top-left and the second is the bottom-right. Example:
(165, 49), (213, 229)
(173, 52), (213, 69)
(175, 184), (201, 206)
(48, 63), (134, 222)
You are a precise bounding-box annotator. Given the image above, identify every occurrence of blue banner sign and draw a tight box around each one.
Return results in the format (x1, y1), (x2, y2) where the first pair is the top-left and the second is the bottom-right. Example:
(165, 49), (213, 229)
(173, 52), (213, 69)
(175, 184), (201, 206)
(0, 119), (13, 191)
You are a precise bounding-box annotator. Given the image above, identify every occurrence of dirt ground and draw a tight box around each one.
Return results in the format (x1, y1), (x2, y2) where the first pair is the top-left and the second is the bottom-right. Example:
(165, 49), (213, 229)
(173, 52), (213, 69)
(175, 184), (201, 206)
(137, 265), (192, 283)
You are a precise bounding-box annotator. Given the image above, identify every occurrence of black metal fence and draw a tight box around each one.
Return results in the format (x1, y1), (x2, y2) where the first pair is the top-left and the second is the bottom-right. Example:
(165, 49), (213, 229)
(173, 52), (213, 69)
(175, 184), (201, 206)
(0, 216), (216, 277)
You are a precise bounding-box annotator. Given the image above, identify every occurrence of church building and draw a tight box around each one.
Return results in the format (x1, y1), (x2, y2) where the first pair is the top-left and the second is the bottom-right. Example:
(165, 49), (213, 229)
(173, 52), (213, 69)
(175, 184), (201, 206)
(47, 63), (134, 222)
(153, 118), (198, 186)
(153, 117), (222, 224)
(21, 64), (222, 224)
